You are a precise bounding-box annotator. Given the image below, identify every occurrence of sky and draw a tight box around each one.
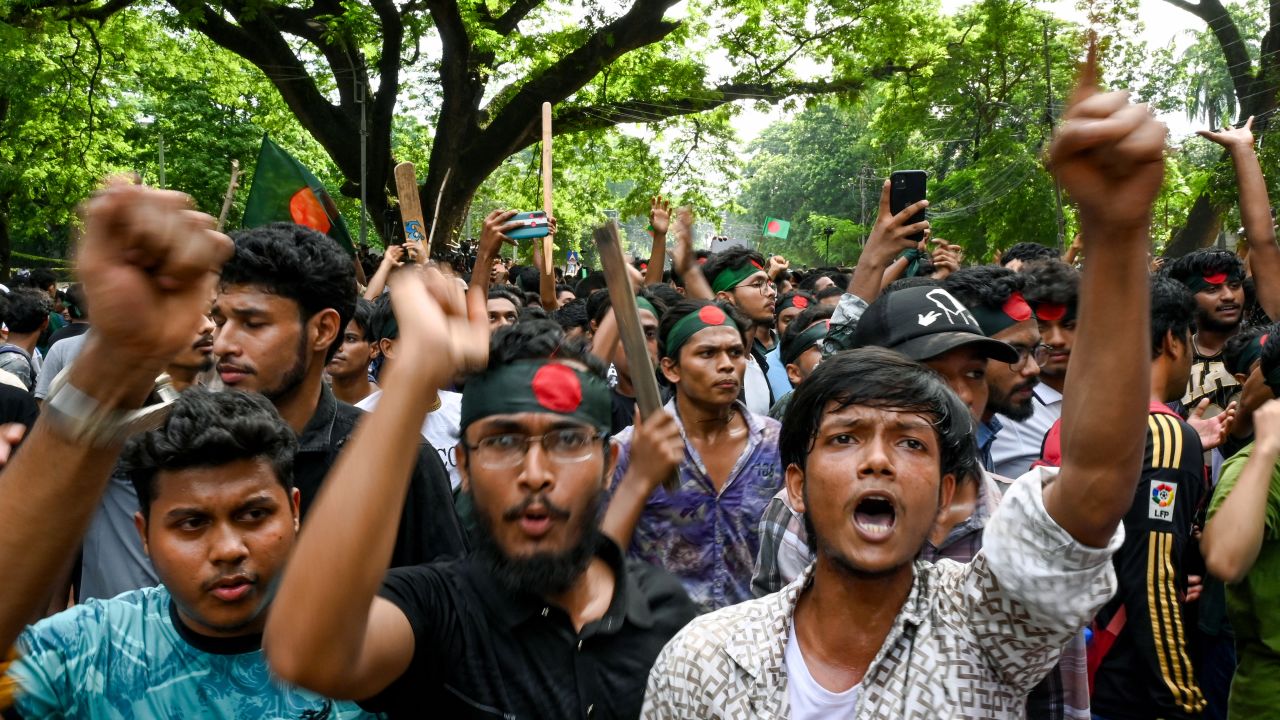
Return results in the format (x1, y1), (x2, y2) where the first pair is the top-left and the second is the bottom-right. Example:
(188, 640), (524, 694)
(728, 0), (1206, 146)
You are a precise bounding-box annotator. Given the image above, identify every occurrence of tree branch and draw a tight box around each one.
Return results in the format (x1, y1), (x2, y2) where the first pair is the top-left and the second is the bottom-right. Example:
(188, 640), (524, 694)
(491, 0), (541, 34)
(1164, 0), (1253, 104)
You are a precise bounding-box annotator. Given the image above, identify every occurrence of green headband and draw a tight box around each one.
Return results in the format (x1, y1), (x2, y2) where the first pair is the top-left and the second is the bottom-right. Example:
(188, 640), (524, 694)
(1186, 269), (1245, 294)
(635, 296), (657, 318)
(898, 247), (929, 278)
(711, 260), (764, 294)
(460, 359), (612, 435)
(664, 304), (740, 359)
(782, 321), (829, 366)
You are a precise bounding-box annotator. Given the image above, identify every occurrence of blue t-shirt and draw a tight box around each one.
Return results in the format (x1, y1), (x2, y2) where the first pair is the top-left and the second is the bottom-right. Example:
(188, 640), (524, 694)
(8, 585), (379, 719)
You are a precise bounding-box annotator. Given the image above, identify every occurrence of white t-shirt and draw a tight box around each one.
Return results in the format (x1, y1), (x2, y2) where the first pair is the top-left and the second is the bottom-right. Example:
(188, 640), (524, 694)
(743, 355), (771, 417)
(356, 389), (463, 491)
(785, 623), (861, 719)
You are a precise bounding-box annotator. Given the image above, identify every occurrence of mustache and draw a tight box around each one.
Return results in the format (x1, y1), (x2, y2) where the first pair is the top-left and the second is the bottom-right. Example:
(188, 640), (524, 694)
(502, 494), (572, 522)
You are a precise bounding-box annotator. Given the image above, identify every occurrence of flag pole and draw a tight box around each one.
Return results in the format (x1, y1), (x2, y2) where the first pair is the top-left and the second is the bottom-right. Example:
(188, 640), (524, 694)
(541, 103), (554, 273)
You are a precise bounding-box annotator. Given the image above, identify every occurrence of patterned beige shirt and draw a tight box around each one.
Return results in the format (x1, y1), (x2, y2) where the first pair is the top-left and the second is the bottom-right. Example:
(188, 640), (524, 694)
(641, 467), (1124, 719)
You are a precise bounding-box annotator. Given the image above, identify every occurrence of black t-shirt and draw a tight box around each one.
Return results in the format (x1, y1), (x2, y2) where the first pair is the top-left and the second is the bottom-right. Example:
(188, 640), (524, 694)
(0, 384), (37, 428)
(362, 535), (697, 719)
(609, 385), (673, 435)
(294, 384), (468, 568)
(46, 322), (90, 349)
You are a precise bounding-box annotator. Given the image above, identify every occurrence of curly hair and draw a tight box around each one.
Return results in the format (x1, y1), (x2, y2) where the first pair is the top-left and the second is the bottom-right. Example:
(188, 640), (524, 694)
(487, 319), (607, 379)
(223, 223), (357, 362)
(1166, 249), (1245, 290)
(552, 298), (590, 333)
(1021, 260), (1079, 307)
(942, 266), (1025, 312)
(122, 389), (298, 519)
(1224, 325), (1265, 375)
(1001, 242), (1058, 267)
(2, 288), (51, 334)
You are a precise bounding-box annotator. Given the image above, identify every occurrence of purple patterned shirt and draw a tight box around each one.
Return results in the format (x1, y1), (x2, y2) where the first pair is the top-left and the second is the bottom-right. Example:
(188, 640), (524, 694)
(609, 399), (783, 614)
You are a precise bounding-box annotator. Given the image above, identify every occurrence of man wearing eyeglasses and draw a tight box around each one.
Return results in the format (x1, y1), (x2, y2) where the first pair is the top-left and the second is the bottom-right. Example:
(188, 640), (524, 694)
(944, 266), (1045, 479)
(264, 269), (697, 720)
(701, 248), (780, 416)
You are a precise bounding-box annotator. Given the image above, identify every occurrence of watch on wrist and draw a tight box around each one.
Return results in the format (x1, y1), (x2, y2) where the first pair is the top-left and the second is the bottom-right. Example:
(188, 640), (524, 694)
(42, 366), (178, 448)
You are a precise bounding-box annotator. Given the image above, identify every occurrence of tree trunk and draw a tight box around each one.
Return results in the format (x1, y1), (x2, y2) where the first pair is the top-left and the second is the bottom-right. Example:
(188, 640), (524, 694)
(1165, 191), (1227, 257)
(0, 206), (10, 281)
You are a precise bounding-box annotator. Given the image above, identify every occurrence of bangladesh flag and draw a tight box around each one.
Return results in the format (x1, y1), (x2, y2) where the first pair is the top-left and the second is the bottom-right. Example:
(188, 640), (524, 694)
(763, 217), (791, 240)
(241, 135), (354, 253)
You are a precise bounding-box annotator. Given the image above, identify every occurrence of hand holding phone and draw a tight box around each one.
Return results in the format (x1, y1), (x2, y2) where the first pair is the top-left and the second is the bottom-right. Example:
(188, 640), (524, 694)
(889, 170), (928, 242)
(506, 211), (550, 240)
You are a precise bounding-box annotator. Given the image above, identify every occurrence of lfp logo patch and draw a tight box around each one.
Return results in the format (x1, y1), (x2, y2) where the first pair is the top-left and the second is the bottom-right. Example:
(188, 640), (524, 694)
(1148, 482), (1177, 522)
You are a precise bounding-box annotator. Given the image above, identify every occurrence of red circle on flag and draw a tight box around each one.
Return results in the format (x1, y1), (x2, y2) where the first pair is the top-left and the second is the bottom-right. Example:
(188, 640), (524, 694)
(698, 305), (727, 325)
(1002, 291), (1032, 322)
(767, 220), (781, 234)
(1035, 303), (1066, 322)
(532, 364), (582, 413)
(793, 296), (810, 309)
(1204, 272), (1228, 286)
(290, 188), (332, 234)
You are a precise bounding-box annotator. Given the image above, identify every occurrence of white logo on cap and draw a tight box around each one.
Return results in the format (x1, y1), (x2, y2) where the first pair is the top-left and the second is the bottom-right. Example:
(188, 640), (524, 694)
(924, 289), (980, 329)
(918, 311), (941, 327)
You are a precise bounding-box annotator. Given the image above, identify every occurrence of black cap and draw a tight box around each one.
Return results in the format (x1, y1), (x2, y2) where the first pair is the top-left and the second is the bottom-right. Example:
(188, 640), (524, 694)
(853, 286), (1019, 363)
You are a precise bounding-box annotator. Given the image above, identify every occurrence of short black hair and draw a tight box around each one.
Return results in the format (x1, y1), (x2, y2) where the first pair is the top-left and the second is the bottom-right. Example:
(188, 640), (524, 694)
(701, 247), (766, 291)
(815, 286), (844, 302)
(1261, 322), (1280, 386)
(223, 223), (357, 362)
(1224, 325), (1265, 375)
(658, 299), (749, 361)
(552, 298), (590, 333)
(368, 294), (397, 342)
(883, 276), (940, 295)
(1150, 275), (1196, 358)
(3, 288), (50, 333)
(780, 305), (835, 364)
(350, 298), (374, 340)
(643, 284), (682, 316)
(779, 347), (978, 480)
(63, 284), (88, 320)
(487, 319), (607, 380)
(586, 289), (613, 325)
(555, 283), (575, 297)
(1022, 259), (1079, 307)
(1166, 249), (1245, 291)
(122, 389), (297, 520)
(574, 272), (607, 298)
(513, 266), (541, 294)
(520, 305), (549, 321)
(487, 285), (523, 310)
(943, 266), (1025, 312)
(1001, 242), (1058, 267)
(28, 269), (56, 292)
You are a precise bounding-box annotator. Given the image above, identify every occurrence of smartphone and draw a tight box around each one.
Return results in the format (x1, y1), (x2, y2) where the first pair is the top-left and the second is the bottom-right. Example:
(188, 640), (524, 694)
(889, 170), (928, 242)
(507, 211), (550, 240)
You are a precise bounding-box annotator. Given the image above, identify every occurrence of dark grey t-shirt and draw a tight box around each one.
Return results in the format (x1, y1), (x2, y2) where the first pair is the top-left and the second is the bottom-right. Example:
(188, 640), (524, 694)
(79, 469), (158, 601)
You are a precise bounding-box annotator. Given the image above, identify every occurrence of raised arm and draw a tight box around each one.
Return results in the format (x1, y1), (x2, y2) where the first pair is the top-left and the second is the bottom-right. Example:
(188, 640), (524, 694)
(0, 182), (230, 649)
(645, 196), (671, 287)
(265, 266), (489, 699)
(848, 181), (929, 304)
(363, 245), (407, 300)
(1199, 116), (1280, 319)
(670, 207), (712, 300)
(467, 209), (519, 316)
(1202, 399), (1280, 583)
(1042, 53), (1166, 548)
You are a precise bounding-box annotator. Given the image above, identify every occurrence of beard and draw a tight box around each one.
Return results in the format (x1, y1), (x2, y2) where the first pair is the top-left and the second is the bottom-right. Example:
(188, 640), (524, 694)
(261, 334), (311, 403)
(1196, 305), (1240, 335)
(987, 378), (1038, 421)
(471, 488), (602, 598)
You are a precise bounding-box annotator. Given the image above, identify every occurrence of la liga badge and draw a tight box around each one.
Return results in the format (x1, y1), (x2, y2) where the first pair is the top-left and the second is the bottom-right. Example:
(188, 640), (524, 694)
(1148, 482), (1177, 522)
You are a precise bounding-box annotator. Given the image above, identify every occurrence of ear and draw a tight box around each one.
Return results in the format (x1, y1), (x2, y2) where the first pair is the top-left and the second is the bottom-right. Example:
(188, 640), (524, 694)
(786, 362), (803, 386)
(937, 472), (958, 516)
(310, 308), (342, 355)
(456, 443), (471, 493)
(1162, 329), (1184, 360)
(289, 487), (302, 532)
(659, 356), (681, 384)
(1234, 372), (1249, 385)
(602, 439), (621, 490)
(715, 290), (736, 305)
(785, 463), (806, 515)
(133, 512), (150, 557)
(378, 337), (397, 362)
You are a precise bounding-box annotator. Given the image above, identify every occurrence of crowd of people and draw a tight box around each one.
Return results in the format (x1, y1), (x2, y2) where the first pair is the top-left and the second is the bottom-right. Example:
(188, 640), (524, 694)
(0, 63), (1278, 720)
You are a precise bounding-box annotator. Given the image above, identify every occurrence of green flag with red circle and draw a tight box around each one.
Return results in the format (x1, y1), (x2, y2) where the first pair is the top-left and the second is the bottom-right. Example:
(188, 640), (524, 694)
(241, 135), (354, 253)
(763, 217), (790, 239)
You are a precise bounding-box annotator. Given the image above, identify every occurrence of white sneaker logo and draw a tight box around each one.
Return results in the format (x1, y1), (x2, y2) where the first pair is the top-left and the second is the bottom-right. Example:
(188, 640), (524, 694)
(918, 311), (941, 326)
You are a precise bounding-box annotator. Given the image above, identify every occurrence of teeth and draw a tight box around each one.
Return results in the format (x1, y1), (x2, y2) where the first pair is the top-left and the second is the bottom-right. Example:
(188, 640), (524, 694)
(856, 519), (894, 536)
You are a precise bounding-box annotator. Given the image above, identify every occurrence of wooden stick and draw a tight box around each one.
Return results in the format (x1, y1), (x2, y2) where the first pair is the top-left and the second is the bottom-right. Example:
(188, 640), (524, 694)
(427, 167), (453, 251)
(216, 159), (242, 232)
(393, 162), (426, 261)
(541, 102), (554, 271)
(594, 222), (677, 491)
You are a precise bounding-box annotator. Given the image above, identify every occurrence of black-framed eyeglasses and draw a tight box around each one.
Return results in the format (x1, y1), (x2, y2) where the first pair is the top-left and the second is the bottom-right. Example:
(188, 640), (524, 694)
(466, 429), (606, 469)
(1009, 343), (1051, 368)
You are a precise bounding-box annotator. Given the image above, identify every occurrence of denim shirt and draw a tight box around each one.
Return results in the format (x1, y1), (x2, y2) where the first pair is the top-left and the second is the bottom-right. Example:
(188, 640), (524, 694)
(978, 416), (1004, 473)
(609, 399), (783, 614)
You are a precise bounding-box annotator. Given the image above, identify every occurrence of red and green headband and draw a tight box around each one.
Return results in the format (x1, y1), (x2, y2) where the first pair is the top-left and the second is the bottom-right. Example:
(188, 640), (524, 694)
(711, 259), (765, 294)
(1030, 299), (1077, 325)
(460, 360), (612, 435)
(969, 291), (1034, 337)
(663, 304), (740, 359)
(1186, 269), (1245, 294)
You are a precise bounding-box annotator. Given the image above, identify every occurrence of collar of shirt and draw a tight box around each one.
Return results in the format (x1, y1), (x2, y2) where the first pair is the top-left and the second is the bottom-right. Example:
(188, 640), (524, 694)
(666, 398), (764, 490)
(467, 533), (655, 634)
(298, 382), (341, 452)
(977, 417), (1002, 451)
(1033, 384), (1063, 406)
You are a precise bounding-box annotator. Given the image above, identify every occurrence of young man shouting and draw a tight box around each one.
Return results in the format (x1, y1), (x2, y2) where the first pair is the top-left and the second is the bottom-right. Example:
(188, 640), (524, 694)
(642, 57), (1164, 718)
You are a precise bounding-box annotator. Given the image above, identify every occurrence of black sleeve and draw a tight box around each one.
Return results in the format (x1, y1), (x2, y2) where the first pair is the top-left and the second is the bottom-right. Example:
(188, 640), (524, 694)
(388, 441), (470, 568)
(358, 564), (465, 713)
(0, 386), (37, 429)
